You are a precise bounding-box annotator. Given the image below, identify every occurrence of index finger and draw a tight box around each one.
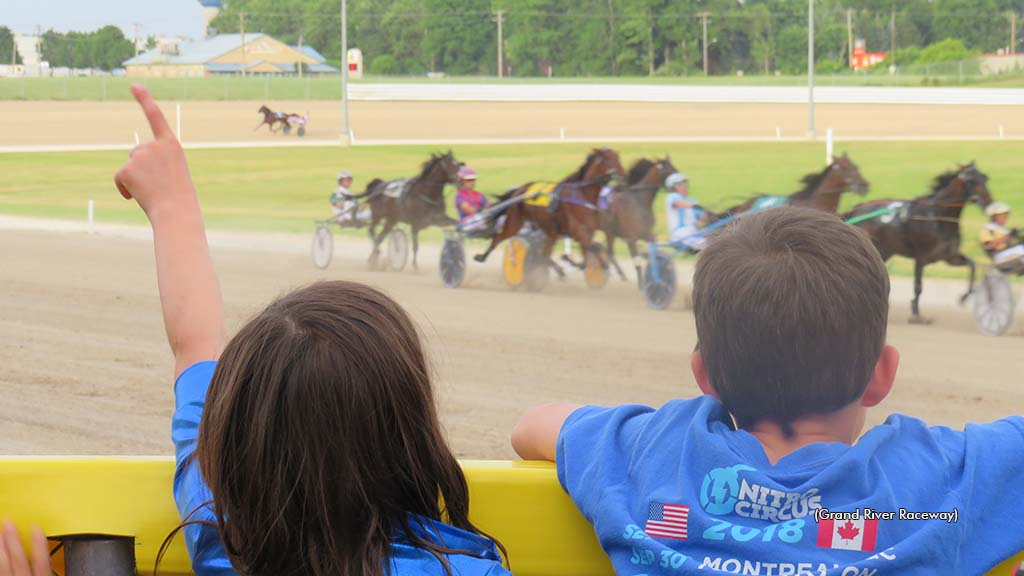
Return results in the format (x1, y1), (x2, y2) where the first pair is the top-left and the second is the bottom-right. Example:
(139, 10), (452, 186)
(131, 84), (174, 140)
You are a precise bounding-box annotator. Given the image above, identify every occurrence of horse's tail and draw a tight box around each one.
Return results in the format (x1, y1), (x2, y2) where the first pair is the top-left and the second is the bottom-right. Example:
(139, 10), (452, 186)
(352, 179), (384, 200)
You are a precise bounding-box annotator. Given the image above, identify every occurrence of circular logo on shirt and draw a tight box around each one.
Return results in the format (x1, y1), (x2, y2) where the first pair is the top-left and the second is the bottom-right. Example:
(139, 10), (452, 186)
(699, 465), (756, 515)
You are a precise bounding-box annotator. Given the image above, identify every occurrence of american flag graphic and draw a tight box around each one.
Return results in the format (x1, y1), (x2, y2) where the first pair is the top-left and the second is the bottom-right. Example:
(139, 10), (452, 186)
(644, 502), (689, 540)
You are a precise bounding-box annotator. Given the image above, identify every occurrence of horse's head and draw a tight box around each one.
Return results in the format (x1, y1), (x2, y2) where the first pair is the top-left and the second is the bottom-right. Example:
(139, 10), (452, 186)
(438, 150), (463, 184)
(830, 153), (870, 196)
(958, 162), (993, 208)
(258, 105), (269, 114)
(655, 156), (678, 187)
(585, 147), (625, 185)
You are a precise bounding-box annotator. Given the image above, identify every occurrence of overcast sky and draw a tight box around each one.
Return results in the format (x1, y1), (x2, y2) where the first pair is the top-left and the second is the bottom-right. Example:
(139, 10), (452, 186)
(2, 0), (205, 38)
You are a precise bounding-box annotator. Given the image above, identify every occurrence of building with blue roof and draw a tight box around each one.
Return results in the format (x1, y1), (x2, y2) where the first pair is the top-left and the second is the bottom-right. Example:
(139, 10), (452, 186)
(123, 33), (337, 77)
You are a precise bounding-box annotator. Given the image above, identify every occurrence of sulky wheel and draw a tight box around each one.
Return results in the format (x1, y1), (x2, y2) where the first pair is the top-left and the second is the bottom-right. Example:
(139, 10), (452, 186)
(974, 271), (1016, 336)
(387, 229), (409, 272)
(642, 252), (677, 310)
(297, 126), (306, 137)
(583, 251), (608, 290)
(502, 236), (529, 289)
(311, 225), (334, 270)
(282, 123), (292, 135)
(439, 237), (466, 288)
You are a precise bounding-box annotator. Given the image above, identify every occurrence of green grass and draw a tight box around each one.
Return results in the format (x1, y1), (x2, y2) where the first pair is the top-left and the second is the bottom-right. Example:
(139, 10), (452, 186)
(2, 140), (1022, 279)
(2, 72), (1024, 102)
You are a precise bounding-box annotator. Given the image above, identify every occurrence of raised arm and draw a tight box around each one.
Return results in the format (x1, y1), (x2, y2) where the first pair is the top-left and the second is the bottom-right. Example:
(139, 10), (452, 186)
(115, 85), (224, 379)
(510, 403), (582, 462)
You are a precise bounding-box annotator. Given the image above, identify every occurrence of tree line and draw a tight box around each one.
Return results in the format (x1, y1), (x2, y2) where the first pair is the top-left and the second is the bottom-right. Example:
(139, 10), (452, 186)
(209, 0), (1023, 76)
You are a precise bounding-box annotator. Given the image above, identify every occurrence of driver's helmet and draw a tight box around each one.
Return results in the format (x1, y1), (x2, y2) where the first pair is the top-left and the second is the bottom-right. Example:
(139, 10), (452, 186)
(457, 166), (477, 182)
(337, 170), (353, 182)
(665, 172), (688, 190)
(986, 202), (1010, 218)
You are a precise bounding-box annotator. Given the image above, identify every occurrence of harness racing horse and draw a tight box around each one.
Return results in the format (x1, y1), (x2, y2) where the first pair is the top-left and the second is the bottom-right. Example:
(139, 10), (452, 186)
(601, 156), (677, 287)
(844, 162), (993, 324)
(357, 151), (462, 270)
(473, 148), (625, 280)
(254, 105), (297, 133)
(705, 153), (870, 222)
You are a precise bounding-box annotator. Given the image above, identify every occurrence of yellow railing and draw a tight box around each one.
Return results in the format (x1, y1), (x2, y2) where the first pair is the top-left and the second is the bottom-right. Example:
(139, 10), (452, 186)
(0, 457), (1020, 575)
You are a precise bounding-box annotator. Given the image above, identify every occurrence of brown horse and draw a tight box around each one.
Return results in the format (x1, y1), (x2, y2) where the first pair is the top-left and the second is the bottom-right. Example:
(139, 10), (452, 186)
(706, 153), (870, 222)
(474, 148), (625, 279)
(357, 151), (462, 270)
(601, 156), (677, 286)
(844, 162), (993, 323)
(254, 105), (297, 133)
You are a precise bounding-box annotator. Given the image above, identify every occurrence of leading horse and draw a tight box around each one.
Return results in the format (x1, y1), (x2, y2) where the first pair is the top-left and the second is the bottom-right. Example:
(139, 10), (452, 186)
(844, 162), (993, 323)
(357, 151), (462, 270)
(601, 156), (677, 287)
(474, 148), (625, 279)
(706, 153), (870, 222)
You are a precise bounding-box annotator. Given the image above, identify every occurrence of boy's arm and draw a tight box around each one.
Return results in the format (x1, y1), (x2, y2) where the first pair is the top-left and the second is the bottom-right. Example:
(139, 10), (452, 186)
(115, 85), (224, 379)
(510, 403), (582, 462)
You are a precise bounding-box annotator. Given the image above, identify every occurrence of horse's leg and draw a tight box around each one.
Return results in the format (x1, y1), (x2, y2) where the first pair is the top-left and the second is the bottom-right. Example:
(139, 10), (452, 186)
(541, 234), (567, 279)
(948, 252), (976, 305)
(606, 234), (627, 281)
(475, 206), (520, 263)
(627, 239), (643, 289)
(370, 219), (395, 268)
(253, 119), (266, 131)
(411, 225), (420, 272)
(908, 259), (932, 324)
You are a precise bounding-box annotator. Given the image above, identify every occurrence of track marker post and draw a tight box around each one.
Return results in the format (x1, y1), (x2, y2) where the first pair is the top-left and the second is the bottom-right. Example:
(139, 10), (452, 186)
(88, 199), (95, 233)
(133, 131), (140, 146)
(999, 125), (1005, 139)
(176, 104), (182, 142)
(776, 127), (782, 139)
(560, 127), (565, 140)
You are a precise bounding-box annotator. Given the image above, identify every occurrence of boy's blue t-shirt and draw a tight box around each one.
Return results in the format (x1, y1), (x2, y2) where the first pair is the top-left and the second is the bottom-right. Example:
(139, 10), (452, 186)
(173, 362), (511, 576)
(556, 397), (1024, 576)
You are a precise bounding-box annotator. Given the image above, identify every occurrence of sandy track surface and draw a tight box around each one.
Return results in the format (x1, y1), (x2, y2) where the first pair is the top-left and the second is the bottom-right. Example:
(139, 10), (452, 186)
(0, 101), (1022, 147)
(1, 218), (1022, 458)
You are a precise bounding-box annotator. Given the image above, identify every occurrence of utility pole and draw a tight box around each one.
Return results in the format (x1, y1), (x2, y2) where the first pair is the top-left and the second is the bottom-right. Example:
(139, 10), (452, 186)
(647, 9), (655, 76)
(808, 0), (815, 137)
(297, 33), (303, 78)
(133, 23), (140, 58)
(342, 0), (350, 141)
(496, 9), (505, 78)
(699, 12), (710, 76)
(889, 7), (896, 69)
(846, 9), (853, 68)
(240, 12), (247, 78)
(1011, 12), (1017, 54)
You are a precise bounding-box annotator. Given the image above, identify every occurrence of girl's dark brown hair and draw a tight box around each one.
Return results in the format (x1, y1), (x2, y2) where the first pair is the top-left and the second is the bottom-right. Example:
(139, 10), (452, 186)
(186, 281), (502, 576)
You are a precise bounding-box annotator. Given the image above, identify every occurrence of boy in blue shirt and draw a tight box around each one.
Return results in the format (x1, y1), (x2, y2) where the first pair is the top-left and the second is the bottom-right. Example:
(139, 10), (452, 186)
(512, 207), (1024, 575)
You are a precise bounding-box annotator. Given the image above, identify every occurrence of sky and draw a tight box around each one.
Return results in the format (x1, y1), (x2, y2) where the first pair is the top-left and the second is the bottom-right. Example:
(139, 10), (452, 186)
(2, 0), (206, 38)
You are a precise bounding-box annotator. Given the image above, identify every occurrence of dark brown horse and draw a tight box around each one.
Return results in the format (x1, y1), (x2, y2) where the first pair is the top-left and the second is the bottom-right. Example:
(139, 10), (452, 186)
(706, 153), (870, 222)
(254, 105), (296, 133)
(474, 148), (625, 279)
(601, 156), (677, 286)
(845, 162), (993, 323)
(357, 151), (462, 270)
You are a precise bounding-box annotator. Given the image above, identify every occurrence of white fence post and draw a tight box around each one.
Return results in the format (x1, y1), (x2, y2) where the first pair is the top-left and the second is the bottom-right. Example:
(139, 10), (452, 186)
(88, 199), (94, 233)
(176, 104), (182, 142)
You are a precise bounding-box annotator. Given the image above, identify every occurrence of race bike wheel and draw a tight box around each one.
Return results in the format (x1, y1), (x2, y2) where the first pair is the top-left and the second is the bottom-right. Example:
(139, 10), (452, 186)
(388, 229), (409, 272)
(439, 237), (466, 289)
(503, 236), (529, 289)
(282, 123), (292, 135)
(311, 225), (333, 270)
(642, 252), (677, 310)
(974, 271), (1016, 336)
(297, 126), (306, 137)
(583, 251), (608, 290)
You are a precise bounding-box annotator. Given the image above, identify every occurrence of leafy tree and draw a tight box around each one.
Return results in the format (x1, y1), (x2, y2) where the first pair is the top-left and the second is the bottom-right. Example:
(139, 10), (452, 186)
(0, 26), (21, 65)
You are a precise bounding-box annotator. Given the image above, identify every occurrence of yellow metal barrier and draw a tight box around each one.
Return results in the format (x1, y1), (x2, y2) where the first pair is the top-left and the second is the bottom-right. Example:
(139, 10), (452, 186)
(0, 457), (1020, 575)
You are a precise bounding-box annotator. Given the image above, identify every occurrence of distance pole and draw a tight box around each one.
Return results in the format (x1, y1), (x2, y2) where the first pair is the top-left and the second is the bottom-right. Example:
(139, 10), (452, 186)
(342, 0), (350, 141)
(807, 0), (815, 138)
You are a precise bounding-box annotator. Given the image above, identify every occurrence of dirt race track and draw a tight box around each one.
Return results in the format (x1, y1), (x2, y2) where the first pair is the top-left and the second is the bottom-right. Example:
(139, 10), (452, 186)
(1, 219), (1022, 459)
(1, 100), (1023, 146)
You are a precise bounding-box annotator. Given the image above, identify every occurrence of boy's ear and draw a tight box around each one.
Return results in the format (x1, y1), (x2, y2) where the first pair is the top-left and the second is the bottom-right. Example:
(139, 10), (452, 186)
(691, 350), (718, 399)
(861, 345), (899, 407)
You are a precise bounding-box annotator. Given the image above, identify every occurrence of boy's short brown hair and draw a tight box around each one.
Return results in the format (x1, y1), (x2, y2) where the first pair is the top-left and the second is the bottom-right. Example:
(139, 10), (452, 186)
(692, 207), (889, 428)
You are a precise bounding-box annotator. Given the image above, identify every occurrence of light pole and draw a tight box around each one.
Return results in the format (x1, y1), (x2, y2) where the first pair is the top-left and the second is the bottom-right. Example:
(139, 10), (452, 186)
(342, 0), (350, 142)
(808, 0), (815, 138)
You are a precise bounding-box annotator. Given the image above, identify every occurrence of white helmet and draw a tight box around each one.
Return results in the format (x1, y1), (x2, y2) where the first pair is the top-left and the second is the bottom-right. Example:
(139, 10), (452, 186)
(986, 202), (1010, 218)
(665, 172), (688, 189)
(337, 170), (353, 181)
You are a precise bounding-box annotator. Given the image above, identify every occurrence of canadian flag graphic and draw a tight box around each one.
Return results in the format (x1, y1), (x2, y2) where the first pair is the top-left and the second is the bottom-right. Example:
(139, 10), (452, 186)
(816, 518), (878, 551)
